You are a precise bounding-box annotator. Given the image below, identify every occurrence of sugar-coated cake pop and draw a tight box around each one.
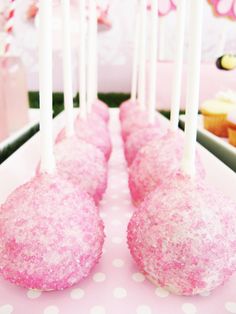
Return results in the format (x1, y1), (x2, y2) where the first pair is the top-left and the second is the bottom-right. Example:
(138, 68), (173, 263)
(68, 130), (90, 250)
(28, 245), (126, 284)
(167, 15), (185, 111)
(56, 112), (112, 161)
(55, 137), (108, 205)
(128, 172), (236, 295)
(86, 110), (109, 132)
(0, 173), (105, 291)
(129, 131), (205, 205)
(92, 99), (110, 123)
(119, 99), (137, 122)
(121, 109), (157, 141)
(74, 116), (112, 160)
(124, 125), (167, 166)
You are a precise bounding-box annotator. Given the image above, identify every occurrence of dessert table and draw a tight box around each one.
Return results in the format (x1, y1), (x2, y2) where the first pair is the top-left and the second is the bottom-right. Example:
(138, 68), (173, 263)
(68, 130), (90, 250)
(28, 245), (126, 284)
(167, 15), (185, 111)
(179, 114), (236, 172)
(0, 109), (235, 314)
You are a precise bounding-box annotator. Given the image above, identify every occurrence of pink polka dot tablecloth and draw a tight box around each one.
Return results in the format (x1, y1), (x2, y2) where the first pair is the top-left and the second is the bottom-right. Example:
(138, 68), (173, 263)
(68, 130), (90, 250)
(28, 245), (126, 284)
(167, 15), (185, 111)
(0, 109), (236, 314)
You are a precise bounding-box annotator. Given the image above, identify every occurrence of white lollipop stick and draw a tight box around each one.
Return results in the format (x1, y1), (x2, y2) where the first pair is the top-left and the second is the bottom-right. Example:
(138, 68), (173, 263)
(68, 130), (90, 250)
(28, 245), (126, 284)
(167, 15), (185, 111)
(138, 0), (147, 111)
(158, 17), (165, 60)
(170, 0), (187, 131)
(131, 6), (141, 103)
(87, 0), (97, 113)
(181, 0), (203, 177)
(62, 0), (74, 137)
(39, 0), (55, 174)
(147, 0), (158, 124)
(79, 0), (87, 120)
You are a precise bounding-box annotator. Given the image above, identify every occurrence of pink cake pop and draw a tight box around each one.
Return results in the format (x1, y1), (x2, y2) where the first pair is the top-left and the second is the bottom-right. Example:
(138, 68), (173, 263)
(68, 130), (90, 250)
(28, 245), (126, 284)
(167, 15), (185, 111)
(124, 125), (167, 166)
(121, 108), (159, 142)
(129, 131), (205, 205)
(74, 115), (112, 160)
(0, 173), (105, 290)
(55, 137), (108, 205)
(92, 99), (110, 123)
(127, 172), (236, 295)
(56, 117), (112, 161)
(119, 99), (137, 122)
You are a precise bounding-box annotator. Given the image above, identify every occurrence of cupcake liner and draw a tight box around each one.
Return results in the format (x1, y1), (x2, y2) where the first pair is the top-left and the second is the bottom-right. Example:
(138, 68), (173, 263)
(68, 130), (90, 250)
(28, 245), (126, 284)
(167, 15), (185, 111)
(228, 128), (236, 147)
(203, 114), (228, 137)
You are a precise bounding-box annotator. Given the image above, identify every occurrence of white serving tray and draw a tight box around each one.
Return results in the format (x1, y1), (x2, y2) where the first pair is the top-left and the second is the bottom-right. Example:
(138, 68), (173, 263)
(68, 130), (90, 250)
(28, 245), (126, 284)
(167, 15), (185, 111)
(0, 109), (235, 314)
(179, 114), (236, 172)
(0, 108), (40, 152)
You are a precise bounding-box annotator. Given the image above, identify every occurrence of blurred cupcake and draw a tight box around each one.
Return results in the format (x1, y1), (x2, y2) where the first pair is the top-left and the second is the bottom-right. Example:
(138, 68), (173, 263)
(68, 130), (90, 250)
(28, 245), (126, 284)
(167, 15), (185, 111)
(227, 109), (236, 147)
(201, 99), (236, 137)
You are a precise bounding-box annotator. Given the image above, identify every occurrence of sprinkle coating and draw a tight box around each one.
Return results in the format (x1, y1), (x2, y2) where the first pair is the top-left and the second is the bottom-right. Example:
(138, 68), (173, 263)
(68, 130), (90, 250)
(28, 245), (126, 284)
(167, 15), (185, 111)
(119, 99), (137, 122)
(0, 174), (105, 291)
(129, 131), (205, 205)
(74, 115), (112, 160)
(92, 99), (110, 123)
(121, 109), (150, 141)
(127, 173), (236, 295)
(124, 126), (167, 166)
(55, 137), (108, 204)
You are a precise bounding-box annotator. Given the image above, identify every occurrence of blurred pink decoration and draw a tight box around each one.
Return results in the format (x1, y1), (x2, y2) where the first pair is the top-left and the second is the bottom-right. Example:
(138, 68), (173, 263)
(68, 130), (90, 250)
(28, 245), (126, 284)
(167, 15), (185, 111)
(208, 0), (236, 20)
(26, 0), (112, 31)
(26, 1), (38, 21)
(97, 5), (112, 31)
(147, 0), (177, 60)
(0, 57), (29, 140)
(147, 0), (176, 16)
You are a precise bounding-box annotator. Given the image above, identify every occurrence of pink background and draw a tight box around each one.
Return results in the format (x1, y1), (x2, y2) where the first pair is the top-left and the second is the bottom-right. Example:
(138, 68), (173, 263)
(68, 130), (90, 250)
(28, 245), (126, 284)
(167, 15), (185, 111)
(10, 1), (236, 91)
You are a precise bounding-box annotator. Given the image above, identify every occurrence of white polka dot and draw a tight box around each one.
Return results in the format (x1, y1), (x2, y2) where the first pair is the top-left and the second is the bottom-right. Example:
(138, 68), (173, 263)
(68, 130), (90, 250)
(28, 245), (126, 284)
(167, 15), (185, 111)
(111, 195), (118, 199)
(112, 236), (123, 244)
(44, 306), (59, 314)
(155, 287), (169, 298)
(93, 272), (106, 282)
(111, 219), (122, 226)
(70, 288), (85, 300)
(27, 289), (42, 299)
(225, 302), (236, 313)
(113, 287), (127, 299)
(123, 200), (131, 205)
(122, 190), (129, 195)
(111, 206), (119, 211)
(199, 290), (210, 297)
(125, 212), (132, 219)
(0, 305), (13, 314)
(182, 303), (197, 314)
(90, 306), (106, 314)
(136, 305), (152, 314)
(112, 258), (124, 268)
(132, 272), (145, 283)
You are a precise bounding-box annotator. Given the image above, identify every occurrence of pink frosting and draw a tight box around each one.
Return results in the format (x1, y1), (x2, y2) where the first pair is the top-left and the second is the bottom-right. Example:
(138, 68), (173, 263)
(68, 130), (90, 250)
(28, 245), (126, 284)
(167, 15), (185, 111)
(121, 109), (162, 142)
(73, 114), (112, 161)
(124, 125), (168, 166)
(0, 173), (105, 291)
(129, 131), (205, 205)
(119, 99), (137, 122)
(55, 137), (108, 205)
(92, 99), (110, 123)
(127, 172), (236, 295)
